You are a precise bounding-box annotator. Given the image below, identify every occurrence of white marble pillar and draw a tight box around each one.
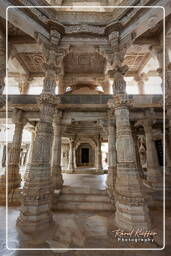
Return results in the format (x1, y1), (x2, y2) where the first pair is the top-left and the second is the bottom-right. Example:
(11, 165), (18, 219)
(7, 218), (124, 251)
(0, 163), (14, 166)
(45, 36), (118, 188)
(108, 64), (150, 231)
(51, 109), (63, 189)
(96, 136), (103, 172)
(67, 138), (75, 173)
(143, 120), (162, 189)
(0, 109), (26, 205)
(24, 126), (36, 181)
(17, 36), (61, 233)
(106, 109), (117, 202)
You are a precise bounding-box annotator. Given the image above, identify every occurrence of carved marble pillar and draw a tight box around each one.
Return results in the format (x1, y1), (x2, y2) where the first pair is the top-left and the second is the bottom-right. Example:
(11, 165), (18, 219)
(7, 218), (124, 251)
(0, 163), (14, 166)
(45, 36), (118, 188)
(106, 109), (117, 203)
(67, 138), (75, 173)
(96, 135), (103, 172)
(24, 126), (36, 181)
(143, 120), (162, 188)
(114, 96), (150, 230)
(51, 109), (63, 189)
(108, 62), (150, 230)
(134, 73), (148, 95)
(17, 39), (60, 232)
(0, 109), (26, 205)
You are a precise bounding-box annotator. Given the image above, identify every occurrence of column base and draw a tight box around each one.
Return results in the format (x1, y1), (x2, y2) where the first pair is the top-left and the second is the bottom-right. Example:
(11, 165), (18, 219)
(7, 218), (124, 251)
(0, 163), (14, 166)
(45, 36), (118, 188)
(0, 174), (22, 205)
(65, 169), (75, 174)
(96, 169), (104, 174)
(17, 213), (54, 234)
(115, 199), (151, 231)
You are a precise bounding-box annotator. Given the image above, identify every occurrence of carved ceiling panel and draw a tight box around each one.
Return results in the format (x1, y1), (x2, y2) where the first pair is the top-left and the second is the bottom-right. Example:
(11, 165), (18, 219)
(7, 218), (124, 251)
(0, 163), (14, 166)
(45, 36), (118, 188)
(64, 52), (106, 74)
(123, 53), (147, 72)
(17, 53), (45, 73)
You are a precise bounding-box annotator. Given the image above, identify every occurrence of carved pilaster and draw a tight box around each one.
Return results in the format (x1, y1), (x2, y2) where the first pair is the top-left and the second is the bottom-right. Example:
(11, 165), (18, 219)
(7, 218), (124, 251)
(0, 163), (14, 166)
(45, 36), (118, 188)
(51, 109), (63, 189)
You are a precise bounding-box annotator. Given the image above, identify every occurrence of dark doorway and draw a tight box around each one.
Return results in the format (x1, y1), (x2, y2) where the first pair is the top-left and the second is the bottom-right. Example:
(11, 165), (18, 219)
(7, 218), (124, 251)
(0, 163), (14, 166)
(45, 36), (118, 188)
(81, 148), (89, 163)
(155, 140), (163, 166)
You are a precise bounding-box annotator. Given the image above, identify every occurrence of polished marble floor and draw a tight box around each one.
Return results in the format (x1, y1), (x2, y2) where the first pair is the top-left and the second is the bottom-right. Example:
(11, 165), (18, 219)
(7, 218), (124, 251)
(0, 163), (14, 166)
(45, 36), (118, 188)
(0, 174), (170, 256)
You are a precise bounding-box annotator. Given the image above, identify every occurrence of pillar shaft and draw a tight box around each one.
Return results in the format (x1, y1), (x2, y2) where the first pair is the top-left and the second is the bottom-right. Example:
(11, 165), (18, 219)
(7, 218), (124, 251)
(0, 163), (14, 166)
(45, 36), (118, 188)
(51, 110), (63, 189)
(24, 127), (36, 181)
(114, 100), (150, 230)
(96, 136), (103, 171)
(106, 110), (117, 202)
(68, 138), (74, 172)
(17, 44), (60, 233)
(143, 120), (162, 187)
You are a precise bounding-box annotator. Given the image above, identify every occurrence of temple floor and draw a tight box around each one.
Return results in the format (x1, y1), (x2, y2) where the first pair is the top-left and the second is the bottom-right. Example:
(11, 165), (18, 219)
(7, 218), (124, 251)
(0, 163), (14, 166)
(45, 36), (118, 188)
(63, 173), (107, 190)
(0, 174), (170, 255)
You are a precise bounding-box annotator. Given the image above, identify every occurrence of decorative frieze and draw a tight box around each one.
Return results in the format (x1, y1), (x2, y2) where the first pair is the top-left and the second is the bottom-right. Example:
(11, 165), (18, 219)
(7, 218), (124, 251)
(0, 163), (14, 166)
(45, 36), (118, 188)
(65, 24), (105, 35)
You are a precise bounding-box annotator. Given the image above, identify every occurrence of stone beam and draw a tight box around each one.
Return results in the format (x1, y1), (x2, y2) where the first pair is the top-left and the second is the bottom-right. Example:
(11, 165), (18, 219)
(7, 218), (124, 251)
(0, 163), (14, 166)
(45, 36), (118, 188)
(121, 0), (171, 40)
(0, 1), (49, 39)
(0, 110), (163, 122)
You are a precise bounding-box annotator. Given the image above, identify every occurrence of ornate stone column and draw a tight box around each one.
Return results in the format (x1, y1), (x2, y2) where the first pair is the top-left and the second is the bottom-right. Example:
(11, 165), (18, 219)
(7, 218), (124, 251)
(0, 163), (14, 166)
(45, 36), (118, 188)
(106, 109), (117, 203)
(108, 64), (150, 230)
(17, 31), (61, 232)
(134, 73), (148, 95)
(114, 96), (150, 230)
(143, 120), (162, 189)
(51, 109), (63, 189)
(24, 126), (36, 181)
(0, 109), (26, 205)
(67, 138), (75, 173)
(96, 135), (103, 172)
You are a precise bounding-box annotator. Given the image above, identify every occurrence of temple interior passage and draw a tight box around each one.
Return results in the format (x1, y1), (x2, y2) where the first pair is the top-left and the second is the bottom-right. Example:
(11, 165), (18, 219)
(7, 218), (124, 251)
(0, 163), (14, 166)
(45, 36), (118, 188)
(0, 0), (171, 255)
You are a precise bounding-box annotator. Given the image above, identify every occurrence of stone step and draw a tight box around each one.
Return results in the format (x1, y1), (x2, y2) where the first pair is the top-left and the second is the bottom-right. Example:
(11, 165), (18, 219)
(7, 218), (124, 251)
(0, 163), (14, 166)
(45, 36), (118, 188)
(54, 201), (114, 211)
(62, 186), (107, 195)
(59, 193), (110, 203)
